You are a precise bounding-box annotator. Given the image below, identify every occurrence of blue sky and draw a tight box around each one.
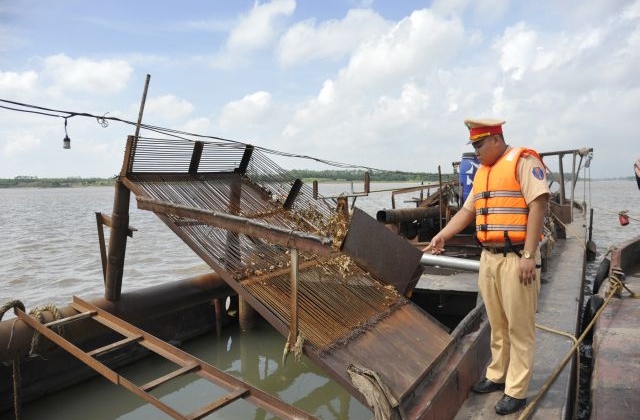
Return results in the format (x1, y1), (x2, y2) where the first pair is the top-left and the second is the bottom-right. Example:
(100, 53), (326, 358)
(1, 0), (639, 178)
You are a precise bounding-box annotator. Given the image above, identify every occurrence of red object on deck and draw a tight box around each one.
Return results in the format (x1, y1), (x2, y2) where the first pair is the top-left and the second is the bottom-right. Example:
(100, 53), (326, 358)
(619, 213), (630, 226)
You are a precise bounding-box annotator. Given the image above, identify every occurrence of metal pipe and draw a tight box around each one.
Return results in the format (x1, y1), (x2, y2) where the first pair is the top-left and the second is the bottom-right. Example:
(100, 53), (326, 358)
(420, 253), (480, 272)
(136, 196), (335, 258)
(376, 207), (440, 223)
(421, 238), (550, 272)
(1, 272), (230, 361)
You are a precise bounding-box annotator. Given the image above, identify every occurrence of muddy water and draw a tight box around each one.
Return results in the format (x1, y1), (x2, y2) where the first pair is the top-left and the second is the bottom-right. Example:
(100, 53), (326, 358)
(1, 179), (638, 419)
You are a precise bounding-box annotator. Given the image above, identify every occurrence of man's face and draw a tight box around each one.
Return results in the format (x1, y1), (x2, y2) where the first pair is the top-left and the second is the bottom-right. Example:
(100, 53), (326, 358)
(472, 135), (501, 166)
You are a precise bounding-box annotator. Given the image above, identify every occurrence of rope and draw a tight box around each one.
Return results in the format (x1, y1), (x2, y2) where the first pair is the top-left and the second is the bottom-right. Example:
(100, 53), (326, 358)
(534, 323), (580, 415)
(550, 213), (587, 250)
(282, 333), (305, 365)
(27, 305), (64, 359)
(347, 364), (400, 420)
(591, 206), (640, 222)
(517, 273), (631, 420)
(1, 300), (26, 420)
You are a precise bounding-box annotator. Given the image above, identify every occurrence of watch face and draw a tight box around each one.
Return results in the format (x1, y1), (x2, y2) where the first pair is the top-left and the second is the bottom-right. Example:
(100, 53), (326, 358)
(523, 251), (531, 259)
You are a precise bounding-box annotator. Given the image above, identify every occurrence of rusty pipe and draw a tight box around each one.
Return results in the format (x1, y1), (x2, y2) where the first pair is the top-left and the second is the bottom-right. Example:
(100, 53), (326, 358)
(376, 207), (441, 224)
(136, 196), (335, 258)
(0, 272), (230, 361)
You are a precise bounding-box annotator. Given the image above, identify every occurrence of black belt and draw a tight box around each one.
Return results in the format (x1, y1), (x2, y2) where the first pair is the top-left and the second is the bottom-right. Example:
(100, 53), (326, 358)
(482, 243), (525, 255)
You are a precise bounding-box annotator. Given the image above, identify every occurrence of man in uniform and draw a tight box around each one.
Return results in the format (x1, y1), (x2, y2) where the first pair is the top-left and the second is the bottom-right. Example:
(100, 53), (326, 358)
(424, 118), (549, 415)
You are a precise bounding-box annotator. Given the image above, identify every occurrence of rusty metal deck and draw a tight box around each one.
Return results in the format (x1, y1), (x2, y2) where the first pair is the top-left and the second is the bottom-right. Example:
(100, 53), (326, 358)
(118, 135), (453, 410)
(591, 236), (640, 420)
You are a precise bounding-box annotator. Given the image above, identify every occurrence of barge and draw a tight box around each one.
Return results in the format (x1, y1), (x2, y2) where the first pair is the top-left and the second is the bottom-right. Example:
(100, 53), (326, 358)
(1, 134), (594, 420)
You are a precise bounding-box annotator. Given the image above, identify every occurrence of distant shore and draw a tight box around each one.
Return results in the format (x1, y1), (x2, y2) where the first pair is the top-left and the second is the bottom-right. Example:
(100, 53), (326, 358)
(0, 174), (633, 188)
(0, 177), (116, 188)
(0, 170), (441, 189)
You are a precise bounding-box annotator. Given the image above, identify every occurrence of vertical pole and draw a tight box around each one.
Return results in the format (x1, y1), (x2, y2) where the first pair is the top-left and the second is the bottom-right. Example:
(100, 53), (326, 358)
(289, 248), (299, 345)
(95, 212), (107, 283)
(438, 165), (443, 230)
(104, 179), (131, 301)
(213, 299), (222, 338)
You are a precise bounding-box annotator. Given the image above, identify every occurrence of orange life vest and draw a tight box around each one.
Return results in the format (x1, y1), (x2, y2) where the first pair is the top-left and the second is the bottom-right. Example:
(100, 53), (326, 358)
(472, 147), (542, 243)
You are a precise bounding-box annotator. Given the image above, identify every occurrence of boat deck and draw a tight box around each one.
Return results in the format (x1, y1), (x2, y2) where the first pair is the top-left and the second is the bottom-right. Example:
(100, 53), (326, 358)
(591, 239), (640, 420)
(451, 233), (586, 420)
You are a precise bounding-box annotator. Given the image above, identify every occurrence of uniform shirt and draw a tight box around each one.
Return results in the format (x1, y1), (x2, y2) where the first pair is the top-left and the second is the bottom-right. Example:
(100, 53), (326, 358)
(462, 148), (550, 212)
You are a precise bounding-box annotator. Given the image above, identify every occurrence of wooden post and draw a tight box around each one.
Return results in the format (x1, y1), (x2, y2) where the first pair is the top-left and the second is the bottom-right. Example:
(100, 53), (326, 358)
(104, 178), (131, 301)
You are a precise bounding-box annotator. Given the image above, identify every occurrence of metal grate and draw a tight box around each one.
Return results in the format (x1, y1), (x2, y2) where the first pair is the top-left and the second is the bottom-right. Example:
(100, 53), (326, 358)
(123, 136), (406, 353)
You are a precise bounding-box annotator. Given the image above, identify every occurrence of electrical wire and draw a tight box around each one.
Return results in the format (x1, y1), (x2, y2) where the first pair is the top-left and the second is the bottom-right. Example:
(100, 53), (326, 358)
(0, 97), (421, 175)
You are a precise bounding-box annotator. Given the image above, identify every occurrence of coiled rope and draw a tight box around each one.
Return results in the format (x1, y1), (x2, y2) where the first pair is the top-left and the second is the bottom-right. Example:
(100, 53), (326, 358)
(517, 272), (637, 420)
(0, 301), (65, 420)
(0, 300), (26, 420)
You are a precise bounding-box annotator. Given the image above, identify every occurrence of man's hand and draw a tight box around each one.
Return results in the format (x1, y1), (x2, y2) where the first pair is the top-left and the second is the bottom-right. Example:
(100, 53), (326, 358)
(518, 257), (537, 285)
(423, 234), (446, 255)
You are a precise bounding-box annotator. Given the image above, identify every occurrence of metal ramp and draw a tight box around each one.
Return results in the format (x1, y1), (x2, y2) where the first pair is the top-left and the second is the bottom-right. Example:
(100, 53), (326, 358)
(16, 296), (317, 420)
(114, 135), (453, 411)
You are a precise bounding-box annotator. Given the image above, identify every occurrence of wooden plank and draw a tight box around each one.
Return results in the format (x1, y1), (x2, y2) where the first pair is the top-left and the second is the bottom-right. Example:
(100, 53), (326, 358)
(141, 362), (200, 392)
(43, 310), (96, 328)
(187, 388), (249, 420)
(15, 308), (118, 384)
(87, 335), (142, 357)
(70, 296), (319, 420)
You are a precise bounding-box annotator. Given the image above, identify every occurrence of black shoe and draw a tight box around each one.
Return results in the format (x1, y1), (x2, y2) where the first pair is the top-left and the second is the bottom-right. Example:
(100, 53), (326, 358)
(495, 394), (526, 415)
(471, 378), (505, 394)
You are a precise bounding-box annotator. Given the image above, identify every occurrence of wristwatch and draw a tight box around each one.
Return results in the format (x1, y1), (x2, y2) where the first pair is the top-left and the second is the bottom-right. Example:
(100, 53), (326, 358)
(522, 250), (533, 259)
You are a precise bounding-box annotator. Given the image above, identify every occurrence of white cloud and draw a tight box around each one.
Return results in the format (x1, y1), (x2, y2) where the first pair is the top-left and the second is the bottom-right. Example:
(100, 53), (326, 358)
(340, 9), (465, 89)
(219, 91), (273, 129)
(145, 94), (195, 121)
(227, 0), (296, 51)
(42, 54), (133, 95)
(277, 9), (390, 67)
(280, 8), (466, 159)
(493, 22), (537, 80)
(0, 70), (38, 96)
(3, 131), (41, 157)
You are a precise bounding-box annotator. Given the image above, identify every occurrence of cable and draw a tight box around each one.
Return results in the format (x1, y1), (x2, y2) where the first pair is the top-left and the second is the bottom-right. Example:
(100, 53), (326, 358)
(0, 98), (420, 175)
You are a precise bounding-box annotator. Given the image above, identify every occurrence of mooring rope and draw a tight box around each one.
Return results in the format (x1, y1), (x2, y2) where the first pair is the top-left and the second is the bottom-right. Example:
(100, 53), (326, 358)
(550, 213), (587, 250)
(1, 300), (26, 420)
(517, 273), (632, 420)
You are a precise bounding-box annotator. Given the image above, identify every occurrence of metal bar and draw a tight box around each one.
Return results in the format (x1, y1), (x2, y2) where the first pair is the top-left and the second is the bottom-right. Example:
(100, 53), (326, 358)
(187, 388), (249, 420)
(283, 179), (303, 210)
(558, 154), (566, 204)
(140, 362), (200, 392)
(135, 196), (335, 258)
(289, 248), (299, 346)
(86, 335), (143, 357)
(420, 253), (481, 272)
(188, 141), (204, 174)
(237, 144), (254, 174)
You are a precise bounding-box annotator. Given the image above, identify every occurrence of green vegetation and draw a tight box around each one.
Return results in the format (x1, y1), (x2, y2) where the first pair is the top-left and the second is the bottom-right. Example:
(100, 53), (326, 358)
(0, 176), (115, 188)
(0, 170), (448, 188)
(287, 169), (444, 183)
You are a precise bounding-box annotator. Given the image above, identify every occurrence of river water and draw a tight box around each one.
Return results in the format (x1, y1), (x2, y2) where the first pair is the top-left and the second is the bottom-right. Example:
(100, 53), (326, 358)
(1, 179), (638, 419)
